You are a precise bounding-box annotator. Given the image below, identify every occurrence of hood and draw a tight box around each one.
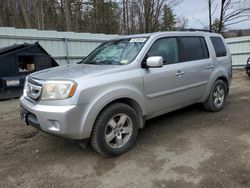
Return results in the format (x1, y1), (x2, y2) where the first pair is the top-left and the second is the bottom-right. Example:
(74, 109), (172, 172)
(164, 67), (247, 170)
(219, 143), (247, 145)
(30, 64), (121, 80)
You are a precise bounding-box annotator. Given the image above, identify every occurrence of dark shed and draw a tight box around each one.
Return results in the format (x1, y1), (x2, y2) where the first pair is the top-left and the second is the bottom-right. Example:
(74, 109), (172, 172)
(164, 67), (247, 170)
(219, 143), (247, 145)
(0, 42), (58, 100)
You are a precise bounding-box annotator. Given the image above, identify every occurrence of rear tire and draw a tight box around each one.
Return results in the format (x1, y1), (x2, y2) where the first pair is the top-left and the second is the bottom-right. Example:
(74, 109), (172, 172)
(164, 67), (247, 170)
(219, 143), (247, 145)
(91, 103), (138, 157)
(203, 80), (227, 112)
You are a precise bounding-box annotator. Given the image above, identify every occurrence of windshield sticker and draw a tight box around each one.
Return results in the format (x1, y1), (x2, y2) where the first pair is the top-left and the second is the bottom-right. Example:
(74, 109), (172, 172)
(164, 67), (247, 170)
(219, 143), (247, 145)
(129, 38), (147, 43)
(120, 59), (129, 64)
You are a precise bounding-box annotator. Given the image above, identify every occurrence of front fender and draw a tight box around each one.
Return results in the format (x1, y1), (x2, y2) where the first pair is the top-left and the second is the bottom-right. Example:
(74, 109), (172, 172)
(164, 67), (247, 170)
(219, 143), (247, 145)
(79, 88), (146, 139)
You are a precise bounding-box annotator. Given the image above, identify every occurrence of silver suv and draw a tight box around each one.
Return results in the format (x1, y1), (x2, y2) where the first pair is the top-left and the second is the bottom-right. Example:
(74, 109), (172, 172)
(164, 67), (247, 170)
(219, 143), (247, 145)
(20, 31), (232, 156)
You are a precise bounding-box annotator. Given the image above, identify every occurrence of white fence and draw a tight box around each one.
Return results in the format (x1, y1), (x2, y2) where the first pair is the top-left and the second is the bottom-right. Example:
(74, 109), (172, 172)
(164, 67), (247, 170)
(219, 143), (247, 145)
(0, 27), (249, 66)
(0, 27), (118, 65)
(225, 36), (250, 67)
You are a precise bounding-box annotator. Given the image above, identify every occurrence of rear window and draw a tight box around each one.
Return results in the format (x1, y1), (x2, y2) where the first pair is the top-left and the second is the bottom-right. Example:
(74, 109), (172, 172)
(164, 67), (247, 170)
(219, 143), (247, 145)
(210, 37), (227, 57)
(180, 36), (209, 62)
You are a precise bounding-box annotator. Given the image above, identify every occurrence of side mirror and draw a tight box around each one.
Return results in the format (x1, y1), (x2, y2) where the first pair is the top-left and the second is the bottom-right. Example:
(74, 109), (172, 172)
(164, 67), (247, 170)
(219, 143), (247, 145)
(146, 56), (163, 68)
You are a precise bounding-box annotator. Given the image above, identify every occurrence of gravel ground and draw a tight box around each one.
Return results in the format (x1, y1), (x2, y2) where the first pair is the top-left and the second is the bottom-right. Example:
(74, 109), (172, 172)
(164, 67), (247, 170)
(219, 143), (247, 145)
(0, 70), (249, 188)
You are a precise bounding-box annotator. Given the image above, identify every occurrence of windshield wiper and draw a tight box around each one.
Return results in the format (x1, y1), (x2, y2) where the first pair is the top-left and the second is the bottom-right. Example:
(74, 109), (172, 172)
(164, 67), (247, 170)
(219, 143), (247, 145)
(84, 61), (120, 65)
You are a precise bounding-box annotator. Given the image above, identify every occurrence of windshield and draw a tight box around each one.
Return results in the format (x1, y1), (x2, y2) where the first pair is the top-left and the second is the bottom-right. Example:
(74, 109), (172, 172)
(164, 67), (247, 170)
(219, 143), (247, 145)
(82, 38), (147, 65)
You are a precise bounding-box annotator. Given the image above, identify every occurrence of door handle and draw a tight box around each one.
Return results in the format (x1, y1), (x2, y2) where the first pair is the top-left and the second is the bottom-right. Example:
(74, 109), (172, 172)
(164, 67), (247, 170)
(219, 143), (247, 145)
(206, 65), (214, 69)
(175, 71), (185, 76)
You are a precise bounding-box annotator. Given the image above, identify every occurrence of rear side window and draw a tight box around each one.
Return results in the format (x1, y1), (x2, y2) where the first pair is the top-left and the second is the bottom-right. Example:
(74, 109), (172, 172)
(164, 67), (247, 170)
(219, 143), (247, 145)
(180, 37), (209, 62)
(210, 37), (227, 57)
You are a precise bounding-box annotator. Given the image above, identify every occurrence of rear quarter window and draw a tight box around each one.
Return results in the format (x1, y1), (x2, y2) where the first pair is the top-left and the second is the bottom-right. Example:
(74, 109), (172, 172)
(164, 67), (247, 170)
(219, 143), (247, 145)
(210, 37), (227, 57)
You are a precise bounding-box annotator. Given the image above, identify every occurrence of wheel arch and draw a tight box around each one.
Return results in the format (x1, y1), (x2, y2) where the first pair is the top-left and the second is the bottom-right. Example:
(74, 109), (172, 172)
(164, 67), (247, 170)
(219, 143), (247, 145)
(202, 68), (230, 102)
(100, 98), (145, 129)
(217, 76), (229, 93)
(80, 89), (146, 139)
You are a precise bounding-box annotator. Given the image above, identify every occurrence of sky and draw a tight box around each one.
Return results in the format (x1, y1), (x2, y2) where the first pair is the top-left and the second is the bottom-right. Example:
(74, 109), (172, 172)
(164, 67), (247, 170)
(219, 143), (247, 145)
(174, 0), (250, 30)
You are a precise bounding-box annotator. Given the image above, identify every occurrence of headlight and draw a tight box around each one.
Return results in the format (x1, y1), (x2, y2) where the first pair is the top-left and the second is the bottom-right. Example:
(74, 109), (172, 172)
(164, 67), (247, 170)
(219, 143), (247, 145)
(41, 80), (77, 100)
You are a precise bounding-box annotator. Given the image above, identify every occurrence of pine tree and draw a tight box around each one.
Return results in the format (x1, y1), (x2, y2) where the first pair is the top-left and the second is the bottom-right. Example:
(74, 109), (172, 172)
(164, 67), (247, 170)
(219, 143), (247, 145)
(212, 18), (225, 33)
(161, 5), (176, 31)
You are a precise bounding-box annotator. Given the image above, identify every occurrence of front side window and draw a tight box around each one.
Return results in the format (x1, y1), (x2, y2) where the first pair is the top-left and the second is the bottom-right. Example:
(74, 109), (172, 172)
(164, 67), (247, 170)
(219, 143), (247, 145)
(147, 37), (179, 65)
(210, 37), (227, 57)
(82, 38), (147, 65)
(180, 36), (209, 62)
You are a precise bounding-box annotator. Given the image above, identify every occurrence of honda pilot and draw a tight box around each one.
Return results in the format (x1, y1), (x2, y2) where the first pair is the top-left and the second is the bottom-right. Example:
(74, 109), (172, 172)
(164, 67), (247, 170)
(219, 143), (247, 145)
(20, 31), (232, 157)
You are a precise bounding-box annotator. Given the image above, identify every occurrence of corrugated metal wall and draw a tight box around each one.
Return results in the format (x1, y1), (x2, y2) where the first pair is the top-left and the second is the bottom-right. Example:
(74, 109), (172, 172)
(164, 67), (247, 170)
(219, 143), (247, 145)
(0, 27), (118, 65)
(0, 27), (249, 66)
(225, 36), (250, 67)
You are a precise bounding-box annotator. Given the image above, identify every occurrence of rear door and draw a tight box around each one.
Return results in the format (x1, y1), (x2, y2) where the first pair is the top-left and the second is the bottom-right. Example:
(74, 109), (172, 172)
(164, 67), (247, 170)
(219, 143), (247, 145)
(178, 36), (214, 102)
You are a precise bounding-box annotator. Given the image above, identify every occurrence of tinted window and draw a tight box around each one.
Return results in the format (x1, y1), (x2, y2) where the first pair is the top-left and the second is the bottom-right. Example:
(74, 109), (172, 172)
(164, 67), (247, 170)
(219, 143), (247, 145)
(180, 37), (208, 61)
(210, 37), (227, 57)
(200, 37), (209, 59)
(147, 38), (179, 65)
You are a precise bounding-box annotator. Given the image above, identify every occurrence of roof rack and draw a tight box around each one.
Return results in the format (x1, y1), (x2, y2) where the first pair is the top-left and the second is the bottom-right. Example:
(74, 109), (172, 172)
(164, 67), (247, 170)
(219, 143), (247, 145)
(178, 28), (214, 33)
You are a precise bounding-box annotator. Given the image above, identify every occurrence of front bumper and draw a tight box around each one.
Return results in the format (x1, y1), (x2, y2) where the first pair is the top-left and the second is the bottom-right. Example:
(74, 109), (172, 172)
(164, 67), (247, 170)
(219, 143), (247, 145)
(20, 96), (87, 139)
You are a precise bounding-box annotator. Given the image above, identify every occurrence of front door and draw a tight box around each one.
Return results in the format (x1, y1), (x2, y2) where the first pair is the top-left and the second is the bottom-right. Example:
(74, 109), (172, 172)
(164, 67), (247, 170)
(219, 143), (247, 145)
(141, 37), (190, 118)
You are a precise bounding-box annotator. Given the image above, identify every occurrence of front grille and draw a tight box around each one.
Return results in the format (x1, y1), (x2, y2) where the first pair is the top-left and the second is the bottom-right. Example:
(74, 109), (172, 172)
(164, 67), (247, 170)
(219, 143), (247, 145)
(26, 77), (44, 100)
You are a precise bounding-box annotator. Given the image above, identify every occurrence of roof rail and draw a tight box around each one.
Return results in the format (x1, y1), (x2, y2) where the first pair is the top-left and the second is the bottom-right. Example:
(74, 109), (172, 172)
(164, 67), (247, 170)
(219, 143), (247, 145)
(178, 28), (214, 33)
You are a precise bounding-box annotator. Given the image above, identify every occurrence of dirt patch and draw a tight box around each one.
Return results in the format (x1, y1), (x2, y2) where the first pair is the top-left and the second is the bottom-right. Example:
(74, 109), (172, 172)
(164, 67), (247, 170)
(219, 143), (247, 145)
(0, 70), (249, 188)
(16, 130), (39, 139)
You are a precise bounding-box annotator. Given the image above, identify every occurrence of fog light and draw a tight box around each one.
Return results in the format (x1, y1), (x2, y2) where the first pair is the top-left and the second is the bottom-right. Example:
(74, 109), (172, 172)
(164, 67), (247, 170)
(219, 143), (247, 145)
(48, 120), (61, 131)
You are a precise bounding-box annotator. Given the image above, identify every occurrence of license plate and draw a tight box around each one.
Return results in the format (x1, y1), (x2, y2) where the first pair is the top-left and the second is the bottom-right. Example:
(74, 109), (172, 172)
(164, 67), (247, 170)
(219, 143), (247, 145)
(6, 79), (20, 86)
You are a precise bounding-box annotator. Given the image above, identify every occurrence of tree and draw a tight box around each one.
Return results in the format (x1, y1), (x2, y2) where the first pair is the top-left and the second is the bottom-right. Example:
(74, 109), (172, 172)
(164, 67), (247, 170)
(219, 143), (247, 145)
(219, 0), (250, 33)
(211, 18), (225, 32)
(0, 0), (182, 34)
(64, 0), (72, 31)
(120, 0), (182, 34)
(19, 0), (32, 28)
(176, 17), (189, 30)
(161, 5), (176, 31)
(209, 0), (212, 30)
(207, 0), (250, 33)
(87, 0), (119, 33)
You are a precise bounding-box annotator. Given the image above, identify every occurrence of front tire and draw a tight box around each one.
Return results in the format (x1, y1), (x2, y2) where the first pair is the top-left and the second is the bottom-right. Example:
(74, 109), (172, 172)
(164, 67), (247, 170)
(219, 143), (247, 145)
(203, 80), (227, 112)
(91, 103), (138, 157)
